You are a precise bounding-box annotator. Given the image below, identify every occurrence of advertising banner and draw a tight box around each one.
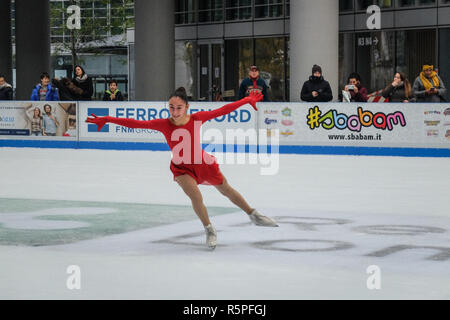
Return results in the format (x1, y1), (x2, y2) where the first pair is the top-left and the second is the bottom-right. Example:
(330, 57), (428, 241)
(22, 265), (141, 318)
(78, 101), (257, 145)
(259, 103), (450, 148)
(0, 102), (77, 139)
(1, 101), (449, 155)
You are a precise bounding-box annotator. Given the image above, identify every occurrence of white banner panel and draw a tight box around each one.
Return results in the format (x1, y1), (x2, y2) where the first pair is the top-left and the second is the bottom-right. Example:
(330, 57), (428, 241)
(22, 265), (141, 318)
(78, 101), (257, 144)
(258, 103), (450, 148)
(0, 101), (77, 139)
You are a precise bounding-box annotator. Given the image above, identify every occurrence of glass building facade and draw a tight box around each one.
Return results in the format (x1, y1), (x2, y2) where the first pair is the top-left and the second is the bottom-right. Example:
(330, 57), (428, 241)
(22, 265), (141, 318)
(10, 0), (134, 100)
(4, 1), (449, 101)
(175, 0), (450, 102)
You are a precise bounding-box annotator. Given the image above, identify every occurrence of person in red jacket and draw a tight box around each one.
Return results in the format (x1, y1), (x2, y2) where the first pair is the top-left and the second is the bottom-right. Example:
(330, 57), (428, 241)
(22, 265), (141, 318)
(343, 72), (368, 102)
(86, 88), (278, 250)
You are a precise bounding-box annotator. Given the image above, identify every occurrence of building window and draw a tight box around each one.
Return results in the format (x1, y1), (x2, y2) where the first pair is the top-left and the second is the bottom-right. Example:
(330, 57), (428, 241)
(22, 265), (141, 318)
(254, 0), (284, 19)
(175, 0), (196, 25)
(225, 39), (253, 100)
(225, 0), (253, 21)
(398, 0), (436, 7)
(198, 0), (224, 23)
(255, 37), (286, 101)
(50, 0), (135, 44)
(339, 33), (355, 91)
(175, 41), (197, 99)
(356, 0), (393, 10)
(439, 28), (450, 101)
(354, 31), (396, 93)
(396, 29), (436, 86)
(340, 29), (438, 95)
(340, 0), (354, 12)
(224, 37), (288, 102)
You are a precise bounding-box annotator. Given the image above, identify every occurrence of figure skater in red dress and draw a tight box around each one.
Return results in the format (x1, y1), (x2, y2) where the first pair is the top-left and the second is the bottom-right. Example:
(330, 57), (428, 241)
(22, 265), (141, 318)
(86, 88), (278, 249)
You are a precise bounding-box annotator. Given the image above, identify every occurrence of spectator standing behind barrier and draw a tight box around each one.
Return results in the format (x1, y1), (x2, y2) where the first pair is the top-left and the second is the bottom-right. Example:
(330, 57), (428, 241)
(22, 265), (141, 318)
(31, 72), (59, 101)
(72, 65), (94, 101)
(382, 72), (416, 103)
(413, 64), (447, 102)
(103, 80), (124, 101)
(0, 75), (13, 100)
(341, 73), (368, 102)
(42, 104), (59, 136)
(238, 66), (269, 102)
(52, 77), (83, 101)
(300, 65), (333, 102)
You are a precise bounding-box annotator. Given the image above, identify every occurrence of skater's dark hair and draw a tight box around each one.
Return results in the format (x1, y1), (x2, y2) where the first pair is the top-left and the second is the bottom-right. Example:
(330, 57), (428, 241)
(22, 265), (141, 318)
(40, 72), (50, 80)
(170, 87), (189, 104)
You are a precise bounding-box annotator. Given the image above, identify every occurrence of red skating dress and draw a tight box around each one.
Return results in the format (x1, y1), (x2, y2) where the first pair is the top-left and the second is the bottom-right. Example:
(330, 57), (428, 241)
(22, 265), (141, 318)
(100, 99), (251, 186)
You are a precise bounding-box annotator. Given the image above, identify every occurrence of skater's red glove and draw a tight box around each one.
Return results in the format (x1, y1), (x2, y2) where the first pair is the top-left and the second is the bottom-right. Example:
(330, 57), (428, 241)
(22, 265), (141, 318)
(245, 91), (264, 111)
(86, 114), (109, 132)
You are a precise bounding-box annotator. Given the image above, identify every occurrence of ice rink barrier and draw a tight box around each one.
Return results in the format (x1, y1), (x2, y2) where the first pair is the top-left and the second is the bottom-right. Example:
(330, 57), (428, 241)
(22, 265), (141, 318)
(1, 100), (449, 157)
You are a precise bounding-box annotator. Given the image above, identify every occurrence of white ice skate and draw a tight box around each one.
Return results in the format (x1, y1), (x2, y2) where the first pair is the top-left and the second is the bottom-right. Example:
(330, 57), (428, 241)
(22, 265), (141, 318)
(204, 224), (217, 250)
(249, 210), (279, 227)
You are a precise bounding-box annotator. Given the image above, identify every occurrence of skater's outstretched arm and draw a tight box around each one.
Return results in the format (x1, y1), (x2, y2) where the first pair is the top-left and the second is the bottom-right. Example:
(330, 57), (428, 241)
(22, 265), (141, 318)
(85, 114), (167, 132)
(195, 91), (263, 124)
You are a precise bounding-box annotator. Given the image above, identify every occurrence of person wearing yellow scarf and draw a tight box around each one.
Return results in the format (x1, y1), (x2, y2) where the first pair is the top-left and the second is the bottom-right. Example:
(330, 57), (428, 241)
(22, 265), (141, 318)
(413, 65), (447, 102)
(419, 65), (440, 90)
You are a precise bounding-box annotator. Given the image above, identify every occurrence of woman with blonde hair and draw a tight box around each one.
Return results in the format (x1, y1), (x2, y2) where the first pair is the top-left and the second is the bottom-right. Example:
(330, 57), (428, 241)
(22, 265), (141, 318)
(382, 72), (415, 103)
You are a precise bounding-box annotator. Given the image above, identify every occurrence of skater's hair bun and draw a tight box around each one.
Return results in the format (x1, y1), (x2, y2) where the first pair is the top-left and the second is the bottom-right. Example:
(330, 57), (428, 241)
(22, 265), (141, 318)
(170, 87), (189, 104)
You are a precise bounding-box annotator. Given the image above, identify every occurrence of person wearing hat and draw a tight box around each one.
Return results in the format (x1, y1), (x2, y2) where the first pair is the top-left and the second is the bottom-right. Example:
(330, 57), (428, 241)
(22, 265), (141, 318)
(238, 66), (269, 102)
(413, 64), (447, 102)
(300, 65), (333, 102)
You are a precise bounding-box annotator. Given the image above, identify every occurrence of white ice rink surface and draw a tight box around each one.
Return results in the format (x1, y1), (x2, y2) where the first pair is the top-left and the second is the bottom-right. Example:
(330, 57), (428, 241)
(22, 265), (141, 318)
(0, 147), (449, 300)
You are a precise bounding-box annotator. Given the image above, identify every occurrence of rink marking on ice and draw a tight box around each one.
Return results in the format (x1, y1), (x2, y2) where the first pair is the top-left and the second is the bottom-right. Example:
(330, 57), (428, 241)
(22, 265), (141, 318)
(0, 198), (235, 246)
(139, 211), (450, 264)
(0, 207), (117, 230)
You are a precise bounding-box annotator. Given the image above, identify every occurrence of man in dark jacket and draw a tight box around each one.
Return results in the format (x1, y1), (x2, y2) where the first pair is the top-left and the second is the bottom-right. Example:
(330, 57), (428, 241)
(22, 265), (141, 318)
(103, 80), (124, 101)
(72, 65), (94, 101)
(238, 66), (269, 102)
(300, 65), (333, 102)
(0, 75), (13, 100)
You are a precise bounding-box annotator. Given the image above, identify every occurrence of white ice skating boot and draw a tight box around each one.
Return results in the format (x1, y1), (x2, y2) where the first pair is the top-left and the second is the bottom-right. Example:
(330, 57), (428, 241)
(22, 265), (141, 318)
(204, 224), (217, 250)
(249, 210), (279, 227)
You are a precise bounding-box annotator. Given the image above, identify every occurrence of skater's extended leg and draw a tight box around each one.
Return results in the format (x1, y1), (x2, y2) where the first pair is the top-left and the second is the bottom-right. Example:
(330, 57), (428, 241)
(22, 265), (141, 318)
(215, 177), (254, 215)
(216, 177), (278, 227)
(216, 176), (278, 227)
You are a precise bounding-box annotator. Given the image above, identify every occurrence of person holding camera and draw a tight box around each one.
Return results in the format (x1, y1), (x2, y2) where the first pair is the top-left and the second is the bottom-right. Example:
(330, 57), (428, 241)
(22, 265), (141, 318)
(413, 64), (446, 102)
(300, 65), (333, 102)
(342, 72), (368, 102)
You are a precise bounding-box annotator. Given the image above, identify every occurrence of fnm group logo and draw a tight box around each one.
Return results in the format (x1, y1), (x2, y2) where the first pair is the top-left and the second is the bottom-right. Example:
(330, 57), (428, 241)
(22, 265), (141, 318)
(88, 108), (109, 133)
